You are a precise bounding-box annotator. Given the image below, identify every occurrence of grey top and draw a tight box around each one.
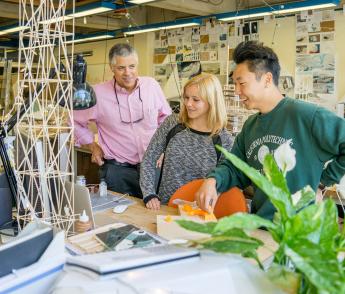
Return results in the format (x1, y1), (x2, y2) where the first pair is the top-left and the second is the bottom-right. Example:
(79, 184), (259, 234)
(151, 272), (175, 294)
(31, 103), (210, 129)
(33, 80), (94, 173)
(140, 114), (234, 204)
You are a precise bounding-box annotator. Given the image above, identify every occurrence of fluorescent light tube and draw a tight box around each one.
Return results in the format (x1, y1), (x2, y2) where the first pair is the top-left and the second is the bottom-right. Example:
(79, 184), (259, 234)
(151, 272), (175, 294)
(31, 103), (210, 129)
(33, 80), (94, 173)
(68, 7), (114, 18)
(0, 25), (27, 36)
(66, 34), (114, 44)
(39, 16), (73, 25)
(217, 0), (339, 22)
(219, 12), (271, 21)
(125, 21), (200, 35)
(128, 0), (158, 4)
(275, 3), (337, 15)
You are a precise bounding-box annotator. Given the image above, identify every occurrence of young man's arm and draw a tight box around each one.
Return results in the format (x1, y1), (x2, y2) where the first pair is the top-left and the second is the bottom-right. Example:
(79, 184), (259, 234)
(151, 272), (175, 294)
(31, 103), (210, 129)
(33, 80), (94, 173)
(312, 107), (345, 186)
(196, 133), (251, 212)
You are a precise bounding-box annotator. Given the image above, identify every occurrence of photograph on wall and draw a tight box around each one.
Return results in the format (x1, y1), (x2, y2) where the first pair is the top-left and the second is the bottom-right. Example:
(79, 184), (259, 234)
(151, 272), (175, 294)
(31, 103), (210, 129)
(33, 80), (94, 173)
(154, 65), (167, 76)
(295, 9), (336, 109)
(279, 75), (295, 97)
(201, 62), (220, 75)
(296, 45), (308, 54)
(200, 51), (210, 61)
(177, 61), (202, 79)
(296, 34), (308, 43)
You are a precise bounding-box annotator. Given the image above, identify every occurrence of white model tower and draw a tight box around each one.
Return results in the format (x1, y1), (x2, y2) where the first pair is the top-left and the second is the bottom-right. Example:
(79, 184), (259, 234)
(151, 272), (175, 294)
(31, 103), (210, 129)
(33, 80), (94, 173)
(13, 0), (75, 232)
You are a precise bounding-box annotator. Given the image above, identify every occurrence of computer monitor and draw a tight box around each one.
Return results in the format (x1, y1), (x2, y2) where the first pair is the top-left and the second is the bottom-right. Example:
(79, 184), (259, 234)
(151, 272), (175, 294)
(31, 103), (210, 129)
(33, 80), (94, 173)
(0, 172), (12, 229)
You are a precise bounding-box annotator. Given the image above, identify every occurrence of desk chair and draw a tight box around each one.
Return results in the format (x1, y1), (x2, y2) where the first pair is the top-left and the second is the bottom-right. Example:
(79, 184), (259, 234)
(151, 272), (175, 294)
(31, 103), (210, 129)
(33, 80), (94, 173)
(168, 179), (248, 219)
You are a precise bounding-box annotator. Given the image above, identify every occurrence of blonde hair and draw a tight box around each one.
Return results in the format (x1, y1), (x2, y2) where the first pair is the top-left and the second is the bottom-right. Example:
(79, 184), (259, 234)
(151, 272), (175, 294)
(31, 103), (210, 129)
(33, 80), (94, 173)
(179, 73), (227, 136)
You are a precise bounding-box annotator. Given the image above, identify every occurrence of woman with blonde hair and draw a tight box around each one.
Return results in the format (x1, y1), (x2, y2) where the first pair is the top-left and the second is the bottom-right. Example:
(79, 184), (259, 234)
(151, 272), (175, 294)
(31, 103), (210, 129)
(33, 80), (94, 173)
(140, 73), (233, 210)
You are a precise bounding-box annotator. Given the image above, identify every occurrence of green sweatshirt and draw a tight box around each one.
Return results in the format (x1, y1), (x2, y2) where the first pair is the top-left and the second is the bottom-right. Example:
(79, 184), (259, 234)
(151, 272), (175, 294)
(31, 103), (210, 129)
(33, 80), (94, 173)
(208, 97), (345, 220)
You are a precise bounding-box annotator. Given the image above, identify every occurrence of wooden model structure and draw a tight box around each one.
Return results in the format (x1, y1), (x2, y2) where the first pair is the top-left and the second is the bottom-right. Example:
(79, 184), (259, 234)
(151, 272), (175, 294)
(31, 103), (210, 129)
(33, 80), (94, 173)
(8, 0), (75, 232)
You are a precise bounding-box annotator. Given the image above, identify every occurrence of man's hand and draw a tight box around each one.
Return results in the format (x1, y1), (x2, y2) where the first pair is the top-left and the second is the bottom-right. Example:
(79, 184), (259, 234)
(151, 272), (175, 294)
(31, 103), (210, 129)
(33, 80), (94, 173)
(87, 142), (104, 166)
(195, 178), (218, 213)
(146, 198), (161, 210)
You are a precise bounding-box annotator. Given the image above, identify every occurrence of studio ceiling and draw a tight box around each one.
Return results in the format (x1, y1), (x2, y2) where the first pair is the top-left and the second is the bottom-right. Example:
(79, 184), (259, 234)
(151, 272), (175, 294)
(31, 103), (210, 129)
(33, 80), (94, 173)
(0, 0), (343, 47)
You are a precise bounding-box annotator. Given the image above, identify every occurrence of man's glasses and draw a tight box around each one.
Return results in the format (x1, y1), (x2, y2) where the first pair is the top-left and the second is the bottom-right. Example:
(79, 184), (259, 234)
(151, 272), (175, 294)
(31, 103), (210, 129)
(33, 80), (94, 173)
(114, 81), (144, 124)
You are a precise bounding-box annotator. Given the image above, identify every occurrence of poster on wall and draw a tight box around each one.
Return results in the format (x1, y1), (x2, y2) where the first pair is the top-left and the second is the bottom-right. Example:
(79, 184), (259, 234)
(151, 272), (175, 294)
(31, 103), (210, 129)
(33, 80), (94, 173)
(153, 19), (259, 99)
(295, 9), (336, 110)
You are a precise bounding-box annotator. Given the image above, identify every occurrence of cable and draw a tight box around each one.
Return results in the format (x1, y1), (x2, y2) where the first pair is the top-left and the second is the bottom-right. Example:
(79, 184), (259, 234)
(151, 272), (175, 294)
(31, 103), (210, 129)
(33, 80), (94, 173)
(195, 0), (224, 5)
(102, 14), (110, 82)
(258, 0), (289, 46)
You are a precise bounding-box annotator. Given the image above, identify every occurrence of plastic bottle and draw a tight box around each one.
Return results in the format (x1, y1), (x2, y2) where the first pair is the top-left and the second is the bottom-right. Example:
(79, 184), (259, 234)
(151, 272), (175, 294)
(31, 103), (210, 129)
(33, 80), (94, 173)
(76, 175), (86, 186)
(99, 178), (107, 197)
(75, 210), (92, 234)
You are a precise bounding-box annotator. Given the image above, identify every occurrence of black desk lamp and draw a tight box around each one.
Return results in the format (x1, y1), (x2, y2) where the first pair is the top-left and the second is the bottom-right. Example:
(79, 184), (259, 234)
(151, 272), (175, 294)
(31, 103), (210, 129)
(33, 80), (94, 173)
(0, 54), (96, 229)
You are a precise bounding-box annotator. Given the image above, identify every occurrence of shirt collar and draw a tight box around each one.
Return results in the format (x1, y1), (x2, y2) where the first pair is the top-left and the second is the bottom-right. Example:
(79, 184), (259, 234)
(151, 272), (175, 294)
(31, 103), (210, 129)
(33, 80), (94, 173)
(113, 77), (140, 94)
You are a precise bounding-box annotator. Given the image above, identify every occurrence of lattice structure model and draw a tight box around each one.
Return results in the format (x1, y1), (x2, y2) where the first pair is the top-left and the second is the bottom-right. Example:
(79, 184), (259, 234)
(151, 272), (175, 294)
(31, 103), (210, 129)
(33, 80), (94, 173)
(223, 84), (256, 135)
(11, 0), (75, 232)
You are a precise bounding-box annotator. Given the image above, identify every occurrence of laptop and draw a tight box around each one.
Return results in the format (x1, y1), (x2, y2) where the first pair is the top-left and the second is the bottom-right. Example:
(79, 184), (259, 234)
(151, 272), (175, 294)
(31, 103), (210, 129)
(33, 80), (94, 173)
(63, 181), (135, 230)
(64, 180), (96, 229)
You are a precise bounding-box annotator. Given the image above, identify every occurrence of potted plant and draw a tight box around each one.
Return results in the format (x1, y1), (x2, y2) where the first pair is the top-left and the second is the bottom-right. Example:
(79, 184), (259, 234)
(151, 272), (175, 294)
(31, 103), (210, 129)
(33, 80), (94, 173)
(177, 142), (345, 293)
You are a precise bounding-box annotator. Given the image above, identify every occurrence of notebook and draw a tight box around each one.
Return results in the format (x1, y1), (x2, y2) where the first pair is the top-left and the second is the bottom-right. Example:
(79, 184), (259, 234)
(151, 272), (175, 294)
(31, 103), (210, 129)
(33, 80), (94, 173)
(67, 245), (200, 277)
(63, 181), (134, 229)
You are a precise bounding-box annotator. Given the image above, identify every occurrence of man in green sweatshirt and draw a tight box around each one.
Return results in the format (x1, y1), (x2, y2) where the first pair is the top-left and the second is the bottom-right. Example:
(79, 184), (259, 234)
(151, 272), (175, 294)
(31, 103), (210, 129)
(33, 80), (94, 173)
(196, 41), (345, 220)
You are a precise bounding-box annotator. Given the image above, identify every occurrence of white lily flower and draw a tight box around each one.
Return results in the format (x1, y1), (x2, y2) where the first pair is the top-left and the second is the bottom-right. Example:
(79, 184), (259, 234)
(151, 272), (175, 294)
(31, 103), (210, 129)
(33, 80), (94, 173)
(274, 139), (296, 175)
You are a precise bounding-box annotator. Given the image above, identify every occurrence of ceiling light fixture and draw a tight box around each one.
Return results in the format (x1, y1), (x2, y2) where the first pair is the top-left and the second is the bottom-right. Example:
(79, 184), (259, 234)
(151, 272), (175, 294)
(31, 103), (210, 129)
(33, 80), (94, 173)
(127, 0), (159, 4)
(0, 25), (28, 36)
(123, 18), (202, 35)
(217, 0), (339, 21)
(38, 1), (116, 25)
(66, 33), (115, 44)
(68, 1), (116, 18)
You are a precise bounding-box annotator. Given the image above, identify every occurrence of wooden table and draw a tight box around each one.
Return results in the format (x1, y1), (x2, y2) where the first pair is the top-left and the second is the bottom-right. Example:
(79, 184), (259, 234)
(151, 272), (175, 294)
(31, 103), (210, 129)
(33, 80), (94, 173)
(94, 195), (178, 233)
(93, 194), (277, 265)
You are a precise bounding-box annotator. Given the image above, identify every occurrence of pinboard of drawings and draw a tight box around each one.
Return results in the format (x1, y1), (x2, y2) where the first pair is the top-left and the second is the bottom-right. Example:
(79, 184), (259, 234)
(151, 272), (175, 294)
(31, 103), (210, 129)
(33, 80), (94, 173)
(295, 9), (336, 110)
(153, 19), (260, 99)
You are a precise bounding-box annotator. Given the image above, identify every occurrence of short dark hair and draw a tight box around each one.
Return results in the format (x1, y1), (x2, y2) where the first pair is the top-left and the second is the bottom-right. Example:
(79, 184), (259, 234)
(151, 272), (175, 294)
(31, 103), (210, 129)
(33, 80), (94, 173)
(108, 43), (138, 65)
(233, 41), (280, 86)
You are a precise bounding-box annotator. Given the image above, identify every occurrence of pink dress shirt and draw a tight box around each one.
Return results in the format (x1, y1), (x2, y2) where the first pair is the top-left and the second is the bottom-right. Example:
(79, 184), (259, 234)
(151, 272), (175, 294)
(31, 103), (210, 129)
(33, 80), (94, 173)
(73, 77), (171, 164)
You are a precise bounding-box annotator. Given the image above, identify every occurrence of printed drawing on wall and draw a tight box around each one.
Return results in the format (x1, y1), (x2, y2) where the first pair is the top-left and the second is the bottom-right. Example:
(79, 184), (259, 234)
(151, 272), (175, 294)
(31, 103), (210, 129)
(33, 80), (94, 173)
(295, 9), (336, 110)
(153, 19), (259, 100)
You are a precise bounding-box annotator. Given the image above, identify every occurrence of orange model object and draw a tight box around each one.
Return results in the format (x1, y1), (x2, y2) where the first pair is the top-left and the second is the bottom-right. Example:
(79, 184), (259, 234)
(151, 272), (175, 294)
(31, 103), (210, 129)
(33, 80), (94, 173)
(168, 179), (248, 219)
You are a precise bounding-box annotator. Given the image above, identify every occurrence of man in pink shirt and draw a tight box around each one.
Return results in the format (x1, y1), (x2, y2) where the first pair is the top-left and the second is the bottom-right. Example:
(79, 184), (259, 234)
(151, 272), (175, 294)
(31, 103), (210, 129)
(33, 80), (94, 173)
(73, 43), (171, 197)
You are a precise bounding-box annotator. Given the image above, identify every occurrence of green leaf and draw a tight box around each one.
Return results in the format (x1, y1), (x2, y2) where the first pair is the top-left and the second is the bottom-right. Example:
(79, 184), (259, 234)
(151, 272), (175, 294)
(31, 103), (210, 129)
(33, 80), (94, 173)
(175, 219), (217, 234)
(216, 228), (264, 247)
(293, 186), (315, 211)
(285, 239), (345, 293)
(214, 213), (277, 233)
(285, 200), (338, 249)
(216, 146), (295, 221)
(200, 235), (262, 253)
(263, 154), (290, 195)
(242, 250), (264, 270)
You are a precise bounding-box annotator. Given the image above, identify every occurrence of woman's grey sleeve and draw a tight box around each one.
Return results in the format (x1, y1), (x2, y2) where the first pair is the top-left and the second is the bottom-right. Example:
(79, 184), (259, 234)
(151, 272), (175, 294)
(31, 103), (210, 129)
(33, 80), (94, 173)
(140, 114), (178, 200)
(219, 130), (235, 161)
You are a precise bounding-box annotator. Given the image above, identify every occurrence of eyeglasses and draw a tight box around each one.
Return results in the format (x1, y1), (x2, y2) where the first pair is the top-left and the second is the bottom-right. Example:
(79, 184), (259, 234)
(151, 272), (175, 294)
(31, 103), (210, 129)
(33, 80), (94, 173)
(113, 80), (144, 124)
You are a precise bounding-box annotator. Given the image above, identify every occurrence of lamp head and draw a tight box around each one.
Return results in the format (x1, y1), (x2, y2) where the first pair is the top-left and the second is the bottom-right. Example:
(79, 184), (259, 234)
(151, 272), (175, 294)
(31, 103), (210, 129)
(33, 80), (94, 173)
(72, 54), (96, 110)
(59, 54), (97, 109)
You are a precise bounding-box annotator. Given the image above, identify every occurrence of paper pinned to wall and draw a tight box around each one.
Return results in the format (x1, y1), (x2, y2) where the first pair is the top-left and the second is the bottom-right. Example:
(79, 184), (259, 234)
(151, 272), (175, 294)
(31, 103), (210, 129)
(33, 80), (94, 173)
(295, 9), (337, 111)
